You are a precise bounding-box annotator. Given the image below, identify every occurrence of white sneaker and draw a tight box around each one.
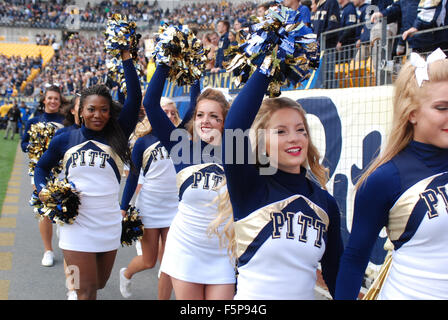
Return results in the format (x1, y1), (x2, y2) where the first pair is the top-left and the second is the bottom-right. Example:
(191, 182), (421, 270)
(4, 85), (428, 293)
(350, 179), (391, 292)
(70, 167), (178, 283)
(41, 251), (54, 267)
(67, 290), (77, 300)
(119, 268), (132, 298)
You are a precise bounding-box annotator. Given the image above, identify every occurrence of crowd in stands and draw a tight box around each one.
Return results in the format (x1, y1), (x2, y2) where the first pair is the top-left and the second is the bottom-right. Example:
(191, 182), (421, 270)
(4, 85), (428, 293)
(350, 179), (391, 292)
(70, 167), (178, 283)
(0, 54), (41, 97)
(0, 0), (163, 29)
(0, 0), (446, 97)
(0, 0), (70, 28)
(79, 0), (163, 25)
(35, 32), (57, 45)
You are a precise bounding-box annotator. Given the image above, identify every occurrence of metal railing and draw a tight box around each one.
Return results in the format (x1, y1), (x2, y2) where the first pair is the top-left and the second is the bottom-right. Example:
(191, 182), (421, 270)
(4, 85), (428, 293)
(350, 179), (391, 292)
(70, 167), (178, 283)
(319, 20), (448, 89)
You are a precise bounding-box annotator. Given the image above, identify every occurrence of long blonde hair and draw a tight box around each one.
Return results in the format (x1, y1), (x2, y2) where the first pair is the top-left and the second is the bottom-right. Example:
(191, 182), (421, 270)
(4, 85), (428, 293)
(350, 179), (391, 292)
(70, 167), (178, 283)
(356, 58), (448, 189)
(250, 97), (329, 188)
(207, 185), (236, 260)
(207, 96), (331, 260)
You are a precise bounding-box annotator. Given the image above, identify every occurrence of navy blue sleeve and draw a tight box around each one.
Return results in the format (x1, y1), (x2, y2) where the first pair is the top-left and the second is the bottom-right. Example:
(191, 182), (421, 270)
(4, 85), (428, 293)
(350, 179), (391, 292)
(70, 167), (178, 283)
(381, 0), (401, 22)
(320, 194), (344, 298)
(120, 137), (145, 211)
(222, 69), (271, 220)
(334, 162), (400, 299)
(338, 5), (358, 44)
(327, 0), (341, 31)
(143, 64), (179, 152)
(178, 79), (200, 129)
(21, 117), (37, 152)
(117, 58), (143, 138)
(413, 0), (444, 30)
(34, 133), (67, 192)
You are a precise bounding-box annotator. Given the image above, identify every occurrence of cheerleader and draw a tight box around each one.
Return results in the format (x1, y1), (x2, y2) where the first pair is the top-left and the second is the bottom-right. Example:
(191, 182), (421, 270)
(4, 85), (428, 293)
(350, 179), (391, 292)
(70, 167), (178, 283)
(222, 68), (343, 300)
(143, 63), (235, 300)
(55, 94), (81, 137)
(34, 50), (142, 300)
(335, 49), (448, 299)
(119, 83), (200, 299)
(21, 85), (66, 267)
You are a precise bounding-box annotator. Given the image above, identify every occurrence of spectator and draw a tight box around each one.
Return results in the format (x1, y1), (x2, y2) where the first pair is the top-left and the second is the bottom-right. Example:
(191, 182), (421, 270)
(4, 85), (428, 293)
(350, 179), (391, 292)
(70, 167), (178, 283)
(312, 0), (341, 48)
(4, 102), (21, 140)
(256, 2), (271, 18)
(211, 19), (230, 73)
(283, 0), (312, 26)
(402, 0), (448, 52)
(370, 0), (429, 55)
(336, 0), (358, 58)
(312, 0), (341, 88)
(228, 29), (237, 47)
(353, 0), (371, 61)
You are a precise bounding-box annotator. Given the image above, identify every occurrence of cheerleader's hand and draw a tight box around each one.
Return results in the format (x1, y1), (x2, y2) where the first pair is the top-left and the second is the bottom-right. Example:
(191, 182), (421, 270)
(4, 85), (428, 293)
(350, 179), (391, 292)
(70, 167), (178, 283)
(121, 209), (127, 218)
(38, 188), (50, 202)
(121, 49), (131, 61)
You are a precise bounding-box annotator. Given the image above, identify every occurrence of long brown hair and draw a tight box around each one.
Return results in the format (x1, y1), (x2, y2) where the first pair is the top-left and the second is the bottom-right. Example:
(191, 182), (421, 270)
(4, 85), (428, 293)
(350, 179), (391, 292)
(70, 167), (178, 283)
(185, 88), (230, 139)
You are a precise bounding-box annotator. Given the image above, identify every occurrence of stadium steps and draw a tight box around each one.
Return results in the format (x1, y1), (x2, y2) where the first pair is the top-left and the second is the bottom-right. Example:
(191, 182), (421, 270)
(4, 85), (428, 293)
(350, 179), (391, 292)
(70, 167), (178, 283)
(0, 43), (54, 94)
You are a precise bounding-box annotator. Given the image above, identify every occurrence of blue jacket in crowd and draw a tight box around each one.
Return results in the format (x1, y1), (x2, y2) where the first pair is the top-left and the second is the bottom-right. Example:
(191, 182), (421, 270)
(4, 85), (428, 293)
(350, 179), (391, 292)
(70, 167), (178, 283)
(312, 0), (341, 48)
(338, 1), (358, 45)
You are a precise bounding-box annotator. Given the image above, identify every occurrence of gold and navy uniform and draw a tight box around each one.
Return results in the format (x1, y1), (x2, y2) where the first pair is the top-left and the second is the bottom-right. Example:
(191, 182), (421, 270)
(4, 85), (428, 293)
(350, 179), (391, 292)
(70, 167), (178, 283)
(34, 59), (142, 252)
(120, 80), (199, 228)
(142, 64), (236, 284)
(223, 69), (343, 299)
(336, 141), (448, 299)
(21, 111), (65, 153)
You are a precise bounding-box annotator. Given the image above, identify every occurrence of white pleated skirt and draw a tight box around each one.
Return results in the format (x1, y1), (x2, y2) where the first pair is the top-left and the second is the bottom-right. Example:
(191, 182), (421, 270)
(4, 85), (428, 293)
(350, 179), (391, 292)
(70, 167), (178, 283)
(135, 189), (178, 229)
(58, 194), (122, 253)
(160, 208), (236, 284)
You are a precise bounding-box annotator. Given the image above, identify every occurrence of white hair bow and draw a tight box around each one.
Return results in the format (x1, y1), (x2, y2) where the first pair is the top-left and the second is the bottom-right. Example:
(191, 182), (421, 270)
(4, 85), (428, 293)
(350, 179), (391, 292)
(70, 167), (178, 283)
(410, 48), (447, 87)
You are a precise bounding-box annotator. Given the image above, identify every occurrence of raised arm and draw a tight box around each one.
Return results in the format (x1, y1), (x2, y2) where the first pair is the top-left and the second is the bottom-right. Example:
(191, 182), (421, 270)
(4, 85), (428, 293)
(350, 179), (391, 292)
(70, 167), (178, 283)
(222, 69), (271, 219)
(117, 51), (143, 138)
(120, 137), (144, 211)
(142, 64), (179, 152)
(225, 69), (270, 131)
(178, 79), (200, 128)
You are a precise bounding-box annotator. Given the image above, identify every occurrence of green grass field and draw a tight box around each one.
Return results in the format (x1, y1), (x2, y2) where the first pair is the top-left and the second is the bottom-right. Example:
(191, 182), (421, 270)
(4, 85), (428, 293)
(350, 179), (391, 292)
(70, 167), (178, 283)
(0, 130), (20, 215)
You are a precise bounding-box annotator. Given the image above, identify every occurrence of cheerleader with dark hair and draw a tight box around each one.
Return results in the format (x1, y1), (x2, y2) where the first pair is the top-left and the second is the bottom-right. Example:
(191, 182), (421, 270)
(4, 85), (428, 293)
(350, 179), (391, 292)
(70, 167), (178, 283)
(21, 84), (66, 267)
(55, 94), (81, 137)
(34, 50), (142, 300)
